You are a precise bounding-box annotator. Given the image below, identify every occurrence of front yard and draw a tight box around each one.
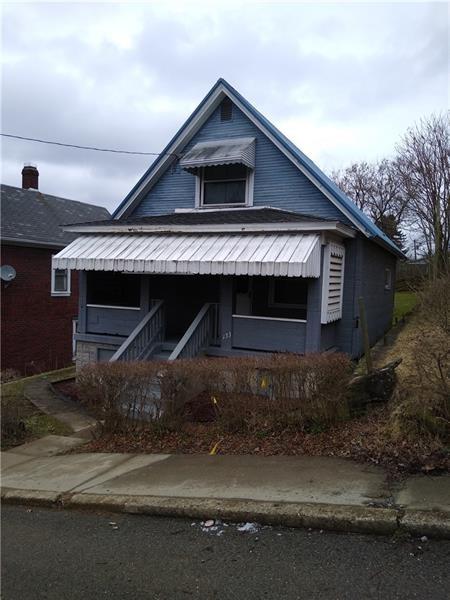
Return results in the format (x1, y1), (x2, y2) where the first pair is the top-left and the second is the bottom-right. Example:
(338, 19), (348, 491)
(75, 281), (448, 477)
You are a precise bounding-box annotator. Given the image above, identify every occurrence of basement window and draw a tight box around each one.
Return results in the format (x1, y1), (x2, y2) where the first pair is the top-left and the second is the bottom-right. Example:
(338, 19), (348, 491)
(51, 267), (71, 296)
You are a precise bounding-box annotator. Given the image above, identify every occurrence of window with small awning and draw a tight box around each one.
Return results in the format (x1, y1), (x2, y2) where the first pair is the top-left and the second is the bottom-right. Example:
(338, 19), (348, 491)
(180, 137), (256, 208)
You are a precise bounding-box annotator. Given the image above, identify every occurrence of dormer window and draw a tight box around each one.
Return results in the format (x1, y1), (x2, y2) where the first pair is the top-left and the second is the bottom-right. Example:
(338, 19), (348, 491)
(201, 165), (247, 206)
(180, 137), (256, 209)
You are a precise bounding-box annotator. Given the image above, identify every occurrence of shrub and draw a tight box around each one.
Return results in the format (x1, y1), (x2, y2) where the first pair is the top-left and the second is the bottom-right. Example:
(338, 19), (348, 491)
(416, 270), (450, 334)
(76, 353), (353, 436)
(386, 328), (449, 441)
(77, 361), (166, 435)
(386, 273), (450, 443)
(1, 396), (26, 446)
(0, 369), (21, 384)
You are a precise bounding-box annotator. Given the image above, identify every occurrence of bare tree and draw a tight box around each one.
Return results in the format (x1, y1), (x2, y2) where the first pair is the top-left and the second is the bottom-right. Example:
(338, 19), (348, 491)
(396, 112), (450, 276)
(331, 161), (375, 212)
(331, 159), (408, 249)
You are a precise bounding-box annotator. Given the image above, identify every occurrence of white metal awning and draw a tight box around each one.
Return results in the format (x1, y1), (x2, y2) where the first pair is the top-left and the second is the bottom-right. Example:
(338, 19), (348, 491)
(52, 232), (321, 277)
(180, 137), (256, 171)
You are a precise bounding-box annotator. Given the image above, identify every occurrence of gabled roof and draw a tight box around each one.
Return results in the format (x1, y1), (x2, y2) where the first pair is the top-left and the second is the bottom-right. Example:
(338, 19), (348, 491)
(113, 78), (404, 258)
(1, 184), (110, 248)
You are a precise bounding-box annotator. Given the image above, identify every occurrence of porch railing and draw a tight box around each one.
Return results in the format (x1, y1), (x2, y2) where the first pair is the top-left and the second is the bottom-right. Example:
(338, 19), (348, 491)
(168, 303), (219, 361)
(110, 300), (164, 362)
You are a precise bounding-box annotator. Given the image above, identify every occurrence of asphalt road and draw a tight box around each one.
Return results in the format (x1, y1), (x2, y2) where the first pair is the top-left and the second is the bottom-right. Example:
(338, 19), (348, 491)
(2, 506), (449, 600)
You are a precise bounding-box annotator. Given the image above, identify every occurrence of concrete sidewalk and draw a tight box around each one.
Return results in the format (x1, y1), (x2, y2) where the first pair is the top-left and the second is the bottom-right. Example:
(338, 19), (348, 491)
(24, 379), (97, 436)
(1, 436), (449, 538)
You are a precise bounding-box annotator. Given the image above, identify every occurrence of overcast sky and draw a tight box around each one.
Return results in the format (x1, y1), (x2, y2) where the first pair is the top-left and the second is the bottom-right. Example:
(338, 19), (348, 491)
(1, 1), (448, 212)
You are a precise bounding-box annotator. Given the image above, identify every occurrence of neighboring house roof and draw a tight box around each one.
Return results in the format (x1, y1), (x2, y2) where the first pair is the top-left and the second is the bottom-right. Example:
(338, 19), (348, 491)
(112, 78), (404, 258)
(1, 184), (110, 248)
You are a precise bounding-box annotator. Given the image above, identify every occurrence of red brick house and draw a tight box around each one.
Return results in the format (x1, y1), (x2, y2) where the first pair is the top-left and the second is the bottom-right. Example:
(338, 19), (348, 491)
(1, 165), (109, 376)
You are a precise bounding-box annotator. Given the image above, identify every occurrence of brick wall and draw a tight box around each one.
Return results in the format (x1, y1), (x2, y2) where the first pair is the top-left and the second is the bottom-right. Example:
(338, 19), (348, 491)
(1, 244), (79, 375)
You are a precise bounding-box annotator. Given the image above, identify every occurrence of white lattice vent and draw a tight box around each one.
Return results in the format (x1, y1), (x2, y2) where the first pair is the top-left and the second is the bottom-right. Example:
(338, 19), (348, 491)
(321, 242), (345, 324)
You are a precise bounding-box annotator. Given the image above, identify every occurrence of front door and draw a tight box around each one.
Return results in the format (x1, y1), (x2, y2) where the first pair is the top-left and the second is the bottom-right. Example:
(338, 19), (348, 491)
(148, 275), (220, 338)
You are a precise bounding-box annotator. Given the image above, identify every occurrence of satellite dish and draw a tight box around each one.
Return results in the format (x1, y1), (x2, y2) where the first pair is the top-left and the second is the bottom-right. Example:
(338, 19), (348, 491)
(0, 265), (17, 282)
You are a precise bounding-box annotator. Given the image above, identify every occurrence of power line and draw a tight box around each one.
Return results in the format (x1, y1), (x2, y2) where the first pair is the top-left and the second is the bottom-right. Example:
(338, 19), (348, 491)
(0, 133), (178, 157)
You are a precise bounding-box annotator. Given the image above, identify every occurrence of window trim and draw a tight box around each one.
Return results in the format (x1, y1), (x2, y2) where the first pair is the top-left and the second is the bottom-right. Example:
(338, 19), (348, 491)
(51, 265), (71, 297)
(384, 268), (392, 291)
(268, 278), (307, 310)
(195, 166), (254, 209)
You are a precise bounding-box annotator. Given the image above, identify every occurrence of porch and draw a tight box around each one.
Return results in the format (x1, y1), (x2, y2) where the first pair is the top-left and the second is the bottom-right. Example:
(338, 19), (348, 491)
(52, 225), (346, 365)
(74, 272), (318, 365)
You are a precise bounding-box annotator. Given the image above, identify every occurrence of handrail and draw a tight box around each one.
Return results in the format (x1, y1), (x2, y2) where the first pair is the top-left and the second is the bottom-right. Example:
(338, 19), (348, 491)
(168, 303), (218, 361)
(110, 300), (164, 362)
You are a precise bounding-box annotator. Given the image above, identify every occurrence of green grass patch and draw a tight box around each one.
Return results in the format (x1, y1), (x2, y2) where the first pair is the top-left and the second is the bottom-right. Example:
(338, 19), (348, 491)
(394, 291), (417, 321)
(24, 414), (73, 438)
(1, 372), (75, 449)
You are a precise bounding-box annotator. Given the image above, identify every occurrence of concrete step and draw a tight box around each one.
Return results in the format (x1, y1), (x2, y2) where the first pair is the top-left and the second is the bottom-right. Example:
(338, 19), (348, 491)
(160, 340), (179, 352)
(151, 350), (172, 361)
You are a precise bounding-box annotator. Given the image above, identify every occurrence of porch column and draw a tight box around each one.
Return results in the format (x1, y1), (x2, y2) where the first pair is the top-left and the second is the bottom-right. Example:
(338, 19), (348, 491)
(140, 275), (150, 314)
(219, 276), (233, 350)
(305, 247), (324, 353)
(78, 271), (87, 334)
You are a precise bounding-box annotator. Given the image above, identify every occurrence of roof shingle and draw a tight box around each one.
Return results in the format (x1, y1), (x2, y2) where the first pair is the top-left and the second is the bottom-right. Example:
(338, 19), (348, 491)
(1, 184), (110, 247)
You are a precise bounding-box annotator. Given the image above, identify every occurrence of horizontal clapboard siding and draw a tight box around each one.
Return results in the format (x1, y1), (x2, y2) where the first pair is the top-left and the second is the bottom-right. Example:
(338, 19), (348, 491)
(321, 242), (345, 324)
(131, 103), (350, 223)
(232, 315), (306, 353)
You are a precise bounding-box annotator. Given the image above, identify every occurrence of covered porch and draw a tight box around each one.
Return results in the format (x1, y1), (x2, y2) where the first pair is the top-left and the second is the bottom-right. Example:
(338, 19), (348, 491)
(52, 223), (347, 365)
(76, 272), (318, 362)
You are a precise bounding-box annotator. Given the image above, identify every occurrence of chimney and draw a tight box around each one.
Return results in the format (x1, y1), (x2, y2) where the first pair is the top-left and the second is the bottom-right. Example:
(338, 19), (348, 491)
(22, 163), (39, 190)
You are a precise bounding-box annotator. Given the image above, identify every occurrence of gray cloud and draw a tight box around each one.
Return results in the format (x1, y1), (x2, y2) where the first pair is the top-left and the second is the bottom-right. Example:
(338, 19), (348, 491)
(1, 2), (448, 212)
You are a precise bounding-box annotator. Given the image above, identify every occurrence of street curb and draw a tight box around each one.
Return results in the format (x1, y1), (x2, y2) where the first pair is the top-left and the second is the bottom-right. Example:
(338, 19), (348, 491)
(66, 493), (400, 536)
(3, 488), (449, 539)
(400, 509), (450, 538)
(1, 488), (61, 506)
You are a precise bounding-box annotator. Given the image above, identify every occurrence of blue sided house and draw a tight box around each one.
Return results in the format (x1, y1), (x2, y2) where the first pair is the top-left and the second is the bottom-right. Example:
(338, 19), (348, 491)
(54, 79), (404, 367)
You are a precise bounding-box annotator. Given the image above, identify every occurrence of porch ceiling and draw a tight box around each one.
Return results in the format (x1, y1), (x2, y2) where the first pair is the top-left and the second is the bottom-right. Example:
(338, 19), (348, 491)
(52, 232), (321, 277)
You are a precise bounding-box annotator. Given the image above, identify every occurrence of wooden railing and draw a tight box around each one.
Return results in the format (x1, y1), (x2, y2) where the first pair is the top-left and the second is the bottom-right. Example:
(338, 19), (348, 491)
(110, 300), (164, 362)
(168, 303), (219, 361)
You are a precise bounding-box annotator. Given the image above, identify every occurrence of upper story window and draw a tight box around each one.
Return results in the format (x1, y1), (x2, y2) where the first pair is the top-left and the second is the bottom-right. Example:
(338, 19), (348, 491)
(51, 267), (71, 296)
(180, 137), (256, 209)
(201, 165), (248, 206)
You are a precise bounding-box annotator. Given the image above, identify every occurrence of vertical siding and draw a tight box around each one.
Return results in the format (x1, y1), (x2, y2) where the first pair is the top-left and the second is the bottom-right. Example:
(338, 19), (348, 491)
(131, 103), (349, 223)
